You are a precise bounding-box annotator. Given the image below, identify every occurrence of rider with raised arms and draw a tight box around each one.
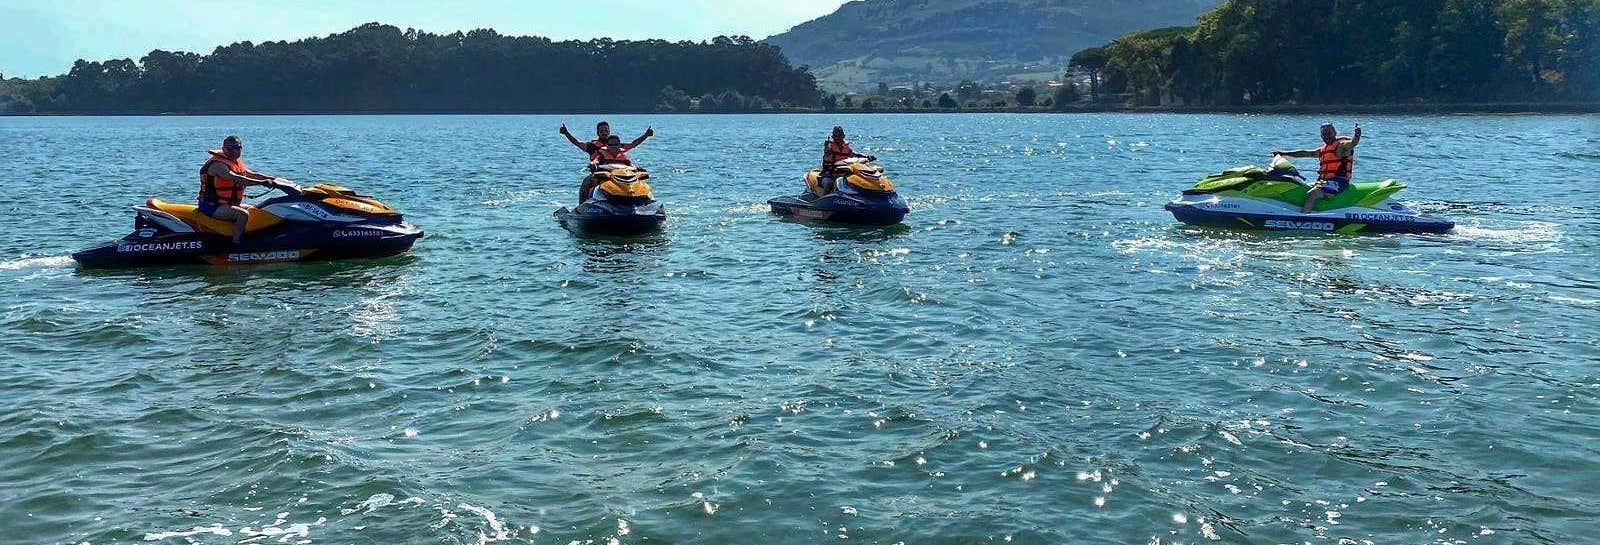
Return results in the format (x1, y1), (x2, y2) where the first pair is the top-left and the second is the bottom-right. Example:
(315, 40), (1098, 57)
(560, 122), (653, 203)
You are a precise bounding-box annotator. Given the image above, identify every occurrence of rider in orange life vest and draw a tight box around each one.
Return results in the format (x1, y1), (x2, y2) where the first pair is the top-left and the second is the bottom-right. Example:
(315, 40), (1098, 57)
(590, 135), (637, 167)
(560, 122), (653, 203)
(817, 126), (874, 197)
(1273, 123), (1361, 213)
(198, 135), (283, 244)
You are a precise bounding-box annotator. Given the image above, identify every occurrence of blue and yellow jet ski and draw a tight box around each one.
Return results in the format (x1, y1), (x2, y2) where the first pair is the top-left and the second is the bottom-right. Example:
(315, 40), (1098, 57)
(72, 181), (422, 268)
(769, 157), (908, 226)
(555, 163), (666, 236)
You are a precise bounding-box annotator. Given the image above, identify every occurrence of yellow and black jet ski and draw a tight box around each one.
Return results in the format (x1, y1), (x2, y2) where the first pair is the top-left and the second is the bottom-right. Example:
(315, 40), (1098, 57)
(769, 157), (908, 226)
(72, 181), (422, 268)
(555, 163), (666, 236)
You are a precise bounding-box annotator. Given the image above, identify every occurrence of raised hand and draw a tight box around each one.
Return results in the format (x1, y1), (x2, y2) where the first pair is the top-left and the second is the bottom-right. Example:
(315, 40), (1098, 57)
(643, 126), (654, 138)
(559, 123), (570, 135)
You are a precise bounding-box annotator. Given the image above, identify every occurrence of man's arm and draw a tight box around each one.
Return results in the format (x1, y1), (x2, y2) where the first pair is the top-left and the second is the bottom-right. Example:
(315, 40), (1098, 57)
(1340, 125), (1362, 155)
(209, 163), (271, 185)
(559, 124), (586, 149)
(238, 168), (278, 183)
(628, 126), (654, 148)
(1267, 148), (1318, 157)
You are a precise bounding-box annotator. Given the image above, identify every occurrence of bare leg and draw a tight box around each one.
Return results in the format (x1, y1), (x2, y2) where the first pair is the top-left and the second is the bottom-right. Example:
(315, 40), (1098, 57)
(231, 207), (248, 244)
(209, 205), (249, 244)
(578, 176), (598, 204)
(1302, 188), (1323, 213)
(812, 176), (834, 197)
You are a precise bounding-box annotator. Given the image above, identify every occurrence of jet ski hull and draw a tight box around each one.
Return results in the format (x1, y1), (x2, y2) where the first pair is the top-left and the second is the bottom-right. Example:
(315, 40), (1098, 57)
(768, 192), (908, 226)
(71, 222), (423, 268)
(555, 202), (666, 236)
(1165, 196), (1453, 234)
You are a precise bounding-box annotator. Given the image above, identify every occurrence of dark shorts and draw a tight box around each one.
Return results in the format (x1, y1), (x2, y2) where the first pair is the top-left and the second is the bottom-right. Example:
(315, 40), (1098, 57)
(1315, 177), (1350, 195)
(197, 201), (221, 216)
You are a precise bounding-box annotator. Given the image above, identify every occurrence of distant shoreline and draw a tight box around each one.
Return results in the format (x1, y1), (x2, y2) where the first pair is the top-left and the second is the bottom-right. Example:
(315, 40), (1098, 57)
(5, 102), (1598, 116)
(1102, 102), (1600, 115)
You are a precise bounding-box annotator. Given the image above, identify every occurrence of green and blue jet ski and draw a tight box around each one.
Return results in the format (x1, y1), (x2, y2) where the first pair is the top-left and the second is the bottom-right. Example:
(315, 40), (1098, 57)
(1165, 157), (1453, 234)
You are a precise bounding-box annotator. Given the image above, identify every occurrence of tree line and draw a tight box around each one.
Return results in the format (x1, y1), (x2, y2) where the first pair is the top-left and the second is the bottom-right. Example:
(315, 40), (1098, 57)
(816, 80), (1086, 111)
(1070, 0), (1599, 106)
(0, 23), (824, 114)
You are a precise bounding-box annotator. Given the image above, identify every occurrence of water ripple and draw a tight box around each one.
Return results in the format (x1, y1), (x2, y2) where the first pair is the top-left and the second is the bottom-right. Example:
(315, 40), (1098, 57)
(1, 114), (1596, 544)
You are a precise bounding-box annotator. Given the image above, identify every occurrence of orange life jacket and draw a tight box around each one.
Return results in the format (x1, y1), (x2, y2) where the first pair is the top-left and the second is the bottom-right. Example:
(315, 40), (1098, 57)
(199, 151), (248, 207)
(1318, 138), (1353, 180)
(823, 139), (854, 165)
(594, 145), (633, 165)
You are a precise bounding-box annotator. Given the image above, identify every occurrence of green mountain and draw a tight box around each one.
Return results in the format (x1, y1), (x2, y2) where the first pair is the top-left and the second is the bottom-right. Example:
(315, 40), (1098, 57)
(764, 0), (1220, 90)
(1087, 0), (1600, 106)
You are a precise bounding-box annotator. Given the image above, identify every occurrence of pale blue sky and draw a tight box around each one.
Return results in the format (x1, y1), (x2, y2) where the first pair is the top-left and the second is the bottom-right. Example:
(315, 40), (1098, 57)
(0, 0), (849, 78)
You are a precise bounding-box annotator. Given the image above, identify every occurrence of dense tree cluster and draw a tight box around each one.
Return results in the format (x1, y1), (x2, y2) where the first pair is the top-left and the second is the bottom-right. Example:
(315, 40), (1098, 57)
(0, 23), (823, 113)
(1075, 0), (1599, 106)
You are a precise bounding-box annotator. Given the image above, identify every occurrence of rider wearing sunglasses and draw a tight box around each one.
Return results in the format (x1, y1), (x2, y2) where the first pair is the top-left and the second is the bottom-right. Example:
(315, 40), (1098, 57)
(199, 135), (285, 244)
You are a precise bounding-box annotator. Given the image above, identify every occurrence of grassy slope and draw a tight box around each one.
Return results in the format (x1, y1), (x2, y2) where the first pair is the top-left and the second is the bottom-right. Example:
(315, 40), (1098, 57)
(765, 0), (1219, 89)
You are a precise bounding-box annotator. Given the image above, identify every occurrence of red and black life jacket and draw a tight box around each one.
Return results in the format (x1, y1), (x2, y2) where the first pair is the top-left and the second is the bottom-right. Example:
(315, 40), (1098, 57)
(199, 151), (248, 207)
(1318, 138), (1353, 180)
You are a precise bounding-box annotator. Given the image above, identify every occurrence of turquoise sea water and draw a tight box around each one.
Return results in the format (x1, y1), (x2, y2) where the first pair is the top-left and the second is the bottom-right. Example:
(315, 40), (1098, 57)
(1, 113), (1596, 544)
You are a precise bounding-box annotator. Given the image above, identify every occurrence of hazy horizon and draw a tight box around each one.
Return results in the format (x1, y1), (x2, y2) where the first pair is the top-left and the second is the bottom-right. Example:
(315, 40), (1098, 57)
(0, 0), (849, 79)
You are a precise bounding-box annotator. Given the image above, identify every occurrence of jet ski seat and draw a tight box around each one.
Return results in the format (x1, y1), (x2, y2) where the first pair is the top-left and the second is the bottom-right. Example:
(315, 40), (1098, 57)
(146, 198), (282, 236)
(1259, 179), (1407, 211)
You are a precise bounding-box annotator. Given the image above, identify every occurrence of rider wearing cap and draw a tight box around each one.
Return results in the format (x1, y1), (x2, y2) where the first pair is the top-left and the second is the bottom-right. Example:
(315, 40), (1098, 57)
(1273, 123), (1362, 213)
(560, 122), (653, 203)
(199, 135), (283, 244)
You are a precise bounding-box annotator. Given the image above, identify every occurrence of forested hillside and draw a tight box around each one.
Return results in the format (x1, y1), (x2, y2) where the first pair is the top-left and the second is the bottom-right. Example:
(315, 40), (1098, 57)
(0, 23), (823, 113)
(1077, 0), (1599, 106)
(764, 0), (1220, 89)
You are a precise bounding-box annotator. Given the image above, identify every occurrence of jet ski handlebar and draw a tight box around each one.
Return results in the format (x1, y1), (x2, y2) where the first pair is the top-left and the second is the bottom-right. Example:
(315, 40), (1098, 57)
(259, 178), (301, 197)
(1266, 155), (1305, 181)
